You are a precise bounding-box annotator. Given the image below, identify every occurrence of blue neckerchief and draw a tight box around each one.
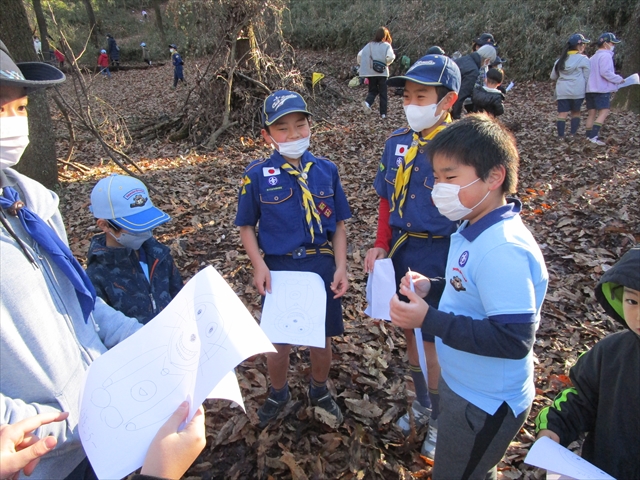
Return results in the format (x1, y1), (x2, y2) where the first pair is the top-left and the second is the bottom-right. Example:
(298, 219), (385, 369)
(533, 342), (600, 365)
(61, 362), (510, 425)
(0, 186), (96, 322)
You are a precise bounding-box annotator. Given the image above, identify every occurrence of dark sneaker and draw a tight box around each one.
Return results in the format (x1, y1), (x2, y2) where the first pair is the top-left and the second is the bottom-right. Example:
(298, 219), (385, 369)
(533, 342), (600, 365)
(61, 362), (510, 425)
(310, 391), (343, 424)
(257, 390), (291, 427)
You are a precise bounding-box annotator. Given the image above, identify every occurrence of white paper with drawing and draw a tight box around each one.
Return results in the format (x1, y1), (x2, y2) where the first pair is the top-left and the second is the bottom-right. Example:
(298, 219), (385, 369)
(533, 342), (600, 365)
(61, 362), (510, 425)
(260, 271), (326, 347)
(79, 266), (276, 480)
(365, 258), (396, 321)
(618, 73), (639, 89)
(524, 436), (616, 480)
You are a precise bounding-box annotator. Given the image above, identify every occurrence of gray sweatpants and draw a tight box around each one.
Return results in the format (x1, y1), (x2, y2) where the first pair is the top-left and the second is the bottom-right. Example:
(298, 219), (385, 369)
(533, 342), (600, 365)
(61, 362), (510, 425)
(432, 377), (530, 480)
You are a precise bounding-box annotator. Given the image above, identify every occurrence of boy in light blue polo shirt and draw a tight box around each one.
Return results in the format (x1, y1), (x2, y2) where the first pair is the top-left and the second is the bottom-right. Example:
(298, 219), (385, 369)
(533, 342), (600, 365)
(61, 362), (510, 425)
(389, 113), (548, 479)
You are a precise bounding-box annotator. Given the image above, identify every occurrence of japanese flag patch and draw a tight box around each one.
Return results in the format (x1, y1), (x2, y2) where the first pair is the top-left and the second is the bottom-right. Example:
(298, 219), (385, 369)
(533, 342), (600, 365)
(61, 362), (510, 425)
(395, 144), (409, 156)
(263, 167), (281, 176)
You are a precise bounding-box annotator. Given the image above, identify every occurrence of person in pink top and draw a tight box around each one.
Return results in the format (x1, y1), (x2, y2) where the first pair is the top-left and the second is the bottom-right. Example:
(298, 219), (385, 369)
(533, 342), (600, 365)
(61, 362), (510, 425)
(585, 32), (624, 146)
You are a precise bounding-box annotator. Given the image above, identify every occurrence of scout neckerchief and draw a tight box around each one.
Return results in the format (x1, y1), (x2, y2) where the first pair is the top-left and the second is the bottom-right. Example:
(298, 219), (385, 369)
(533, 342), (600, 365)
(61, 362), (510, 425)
(567, 50), (578, 55)
(390, 114), (452, 217)
(0, 186), (96, 322)
(280, 159), (323, 243)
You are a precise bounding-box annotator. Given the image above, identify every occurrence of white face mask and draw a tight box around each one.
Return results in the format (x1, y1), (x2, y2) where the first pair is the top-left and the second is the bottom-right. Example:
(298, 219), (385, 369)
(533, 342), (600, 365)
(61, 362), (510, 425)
(431, 178), (490, 221)
(0, 117), (30, 170)
(110, 229), (152, 250)
(271, 135), (310, 159)
(403, 98), (445, 133)
(609, 44), (615, 52)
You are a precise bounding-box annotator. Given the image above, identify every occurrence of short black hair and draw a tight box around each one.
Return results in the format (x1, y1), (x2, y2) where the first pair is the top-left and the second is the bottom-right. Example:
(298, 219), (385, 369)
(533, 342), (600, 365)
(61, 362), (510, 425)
(426, 113), (519, 194)
(486, 68), (503, 84)
(436, 85), (451, 102)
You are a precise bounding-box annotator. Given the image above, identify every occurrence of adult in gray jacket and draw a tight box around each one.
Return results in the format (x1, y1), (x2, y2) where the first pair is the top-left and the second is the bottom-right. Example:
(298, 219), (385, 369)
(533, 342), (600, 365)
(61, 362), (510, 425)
(550, 34), (591, 139)
(0, 40), (142, 479)
(357, 27), (396, 118)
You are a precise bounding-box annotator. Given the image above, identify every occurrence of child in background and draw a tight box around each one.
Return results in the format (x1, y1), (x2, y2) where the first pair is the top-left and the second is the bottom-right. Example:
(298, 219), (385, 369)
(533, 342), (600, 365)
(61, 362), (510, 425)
(550, 33), (591, 139)
(53, 48), (65, 69)
(87, 174), (183, 324)
(472, 67), (505, 117)
(235, 90), (350, 427)
(585, 32), (624, 146)
(535, 245), (639, 479)
(141, 42), (152, 66)
(364, 54), (461, 460)
(169, 44), (184, 88)
(390, 114), (548, 479)
(98, 49), (110, 78)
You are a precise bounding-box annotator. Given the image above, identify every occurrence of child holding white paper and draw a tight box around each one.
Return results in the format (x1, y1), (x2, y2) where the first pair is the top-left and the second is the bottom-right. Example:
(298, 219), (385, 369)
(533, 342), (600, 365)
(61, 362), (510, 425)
(235, 90), (351, 427)
(535, 245), (639, 479)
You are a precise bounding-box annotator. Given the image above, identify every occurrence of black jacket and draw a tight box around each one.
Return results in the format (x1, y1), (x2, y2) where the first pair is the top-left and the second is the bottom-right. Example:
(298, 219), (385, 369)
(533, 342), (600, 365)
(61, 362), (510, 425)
(471, 85), (505, 117)
(452, 52), (482, 119)
(535, 245), (640, 479)
(86, 233), (183, 324)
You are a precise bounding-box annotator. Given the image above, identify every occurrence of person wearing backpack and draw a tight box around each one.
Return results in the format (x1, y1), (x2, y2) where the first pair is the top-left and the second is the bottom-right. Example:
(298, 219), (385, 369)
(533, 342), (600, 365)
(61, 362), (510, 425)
(357, 27), (395, 119)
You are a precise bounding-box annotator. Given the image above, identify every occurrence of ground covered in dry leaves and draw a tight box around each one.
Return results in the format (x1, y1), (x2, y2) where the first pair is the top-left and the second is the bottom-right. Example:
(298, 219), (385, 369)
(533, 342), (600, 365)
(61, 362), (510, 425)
(53, 51), (639, 480)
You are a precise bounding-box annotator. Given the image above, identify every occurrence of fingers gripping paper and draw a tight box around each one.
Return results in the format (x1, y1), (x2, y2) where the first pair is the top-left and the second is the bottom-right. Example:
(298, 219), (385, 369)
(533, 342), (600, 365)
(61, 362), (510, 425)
(365, 258), (396, 321)
(79, 266), (275, 480)
(260, 271), (327, 348)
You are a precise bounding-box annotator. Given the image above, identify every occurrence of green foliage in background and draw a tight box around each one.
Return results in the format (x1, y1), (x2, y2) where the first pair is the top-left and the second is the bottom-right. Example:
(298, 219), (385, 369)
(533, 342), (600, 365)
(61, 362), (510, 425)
(282, 0), (637, 79)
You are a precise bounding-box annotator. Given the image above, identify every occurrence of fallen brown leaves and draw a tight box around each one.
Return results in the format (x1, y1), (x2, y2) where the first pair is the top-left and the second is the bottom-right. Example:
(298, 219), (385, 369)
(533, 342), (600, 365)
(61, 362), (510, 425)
(54, 50), (639, 479)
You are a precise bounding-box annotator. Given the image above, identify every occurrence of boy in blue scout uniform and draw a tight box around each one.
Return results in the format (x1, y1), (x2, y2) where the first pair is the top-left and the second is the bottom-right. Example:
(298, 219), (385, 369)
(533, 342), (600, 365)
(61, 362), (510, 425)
(235, 90), (351, 427)
(87, 174), (183, 324)
(169, 44), (184, 88)
(390, 114), (549, 479)
(363, 54), (460, 459)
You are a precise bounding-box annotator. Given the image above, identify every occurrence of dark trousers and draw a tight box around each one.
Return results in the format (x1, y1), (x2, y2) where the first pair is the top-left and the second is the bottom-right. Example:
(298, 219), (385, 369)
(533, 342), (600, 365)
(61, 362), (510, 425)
(365, 76), (388, 115)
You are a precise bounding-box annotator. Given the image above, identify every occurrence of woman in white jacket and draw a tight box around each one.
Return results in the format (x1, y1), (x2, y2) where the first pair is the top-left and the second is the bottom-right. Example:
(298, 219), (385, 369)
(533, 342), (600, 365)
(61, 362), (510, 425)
(550, 33), (591, 139)
(358, 27), (395, 118)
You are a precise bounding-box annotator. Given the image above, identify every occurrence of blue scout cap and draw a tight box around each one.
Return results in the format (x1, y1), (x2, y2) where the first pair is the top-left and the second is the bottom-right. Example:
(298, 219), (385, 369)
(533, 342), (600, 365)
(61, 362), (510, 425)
(90, 174), (170, 232)
(598, 32), (621, 44)
(568, 34), (590, 47)
(262, 90), (312, 126)
(387, 54), (461, 93)
(0, 40), (65, 92)
(475, 33), (497, 48)
(426, 46), (445, 56)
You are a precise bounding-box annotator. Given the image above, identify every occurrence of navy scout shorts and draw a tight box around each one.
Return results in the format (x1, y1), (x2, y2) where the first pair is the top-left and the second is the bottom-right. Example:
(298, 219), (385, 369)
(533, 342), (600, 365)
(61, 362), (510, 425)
(585, 92), (611, 110)
(264, 251), (343, 338)
(557, 98), (583, 113)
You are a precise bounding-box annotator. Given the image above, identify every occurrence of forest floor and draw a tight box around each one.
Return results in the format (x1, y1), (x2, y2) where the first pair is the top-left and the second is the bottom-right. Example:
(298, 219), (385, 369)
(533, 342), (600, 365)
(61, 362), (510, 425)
(53, 50), (640, 480)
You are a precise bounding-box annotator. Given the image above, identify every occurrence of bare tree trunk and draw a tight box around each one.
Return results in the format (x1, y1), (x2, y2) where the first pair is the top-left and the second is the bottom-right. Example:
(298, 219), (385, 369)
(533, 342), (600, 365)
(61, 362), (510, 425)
(82, 0), (99, 48)
(612, 2), (640, 113)
(31, 0), (50, 58)
(152, 0), (166, 45)
(4, 0), (58, 188)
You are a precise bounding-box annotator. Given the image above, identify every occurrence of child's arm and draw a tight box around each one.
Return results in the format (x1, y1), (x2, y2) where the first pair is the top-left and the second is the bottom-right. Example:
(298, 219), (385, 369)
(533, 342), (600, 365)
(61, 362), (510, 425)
(364, 197), (392, 273)
(598, 54), (624, 85)
(392, 244), (543, 360)
(535, 346), (600, 446)
(330, 221), (348, 299)
(239, 225), (271, 295)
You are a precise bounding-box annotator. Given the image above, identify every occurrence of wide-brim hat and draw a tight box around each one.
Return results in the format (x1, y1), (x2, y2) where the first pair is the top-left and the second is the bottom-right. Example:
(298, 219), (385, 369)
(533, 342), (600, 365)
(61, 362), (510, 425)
(262, 90), (312, 126)
(90, 174), (170, 233)
(387, 54), (461, 93)
(0, 40), (65, 92)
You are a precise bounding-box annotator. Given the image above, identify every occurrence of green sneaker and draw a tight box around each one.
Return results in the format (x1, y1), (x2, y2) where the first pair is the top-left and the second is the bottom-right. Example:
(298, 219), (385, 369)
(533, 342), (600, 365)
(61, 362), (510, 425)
(310, 391), (343, 424)
(257, 390), (291, 427)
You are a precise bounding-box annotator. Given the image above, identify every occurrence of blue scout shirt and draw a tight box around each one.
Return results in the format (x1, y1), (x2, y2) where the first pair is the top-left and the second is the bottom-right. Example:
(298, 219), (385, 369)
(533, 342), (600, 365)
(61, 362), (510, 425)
(172, 52), (183, 75)
(429, 201), (548, 416)
(235, 150), (351, 255)
(373, 127), (456, 236)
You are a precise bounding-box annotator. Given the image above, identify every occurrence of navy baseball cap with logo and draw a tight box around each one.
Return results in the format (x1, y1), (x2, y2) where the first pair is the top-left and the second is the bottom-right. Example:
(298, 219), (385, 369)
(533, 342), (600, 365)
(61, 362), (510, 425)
(0, 40), (65, 92)
(387, 54), (461, 93)
(262, 90), (312, 126)
(568, 33), (590, 47)
(599, 32), (621, 44)
(90, 174), (170, 232)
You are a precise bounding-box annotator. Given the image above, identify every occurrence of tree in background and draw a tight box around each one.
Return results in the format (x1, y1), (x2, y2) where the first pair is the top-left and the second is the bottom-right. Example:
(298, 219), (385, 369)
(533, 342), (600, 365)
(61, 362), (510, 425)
(4, 0), (58, 188)
(82, 0), (99, 48)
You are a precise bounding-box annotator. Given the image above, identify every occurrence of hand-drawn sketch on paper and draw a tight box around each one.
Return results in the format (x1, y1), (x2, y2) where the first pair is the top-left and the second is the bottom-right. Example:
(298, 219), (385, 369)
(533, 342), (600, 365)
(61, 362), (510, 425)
(79, 266), (275, 480)
(261, 271), (326, 348)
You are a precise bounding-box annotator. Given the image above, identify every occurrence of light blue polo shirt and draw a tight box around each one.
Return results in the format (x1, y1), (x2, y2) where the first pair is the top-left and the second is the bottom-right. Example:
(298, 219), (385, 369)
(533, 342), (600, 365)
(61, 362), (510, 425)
(435, 200), (548, 416)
